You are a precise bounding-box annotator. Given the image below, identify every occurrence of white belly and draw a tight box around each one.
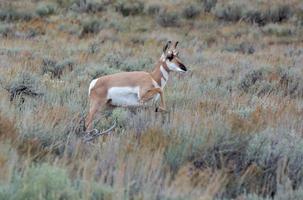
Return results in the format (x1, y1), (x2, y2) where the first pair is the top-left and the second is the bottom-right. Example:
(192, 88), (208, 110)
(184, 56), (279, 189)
(107, 86), (140, 106)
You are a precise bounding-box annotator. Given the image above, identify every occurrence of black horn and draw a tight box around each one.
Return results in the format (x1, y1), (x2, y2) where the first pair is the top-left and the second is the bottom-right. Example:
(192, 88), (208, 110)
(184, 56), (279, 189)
(163, 41), (171, 53)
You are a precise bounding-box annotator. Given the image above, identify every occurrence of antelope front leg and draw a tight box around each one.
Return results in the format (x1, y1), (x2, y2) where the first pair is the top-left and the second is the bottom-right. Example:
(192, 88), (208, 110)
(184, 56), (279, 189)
(158, 89), (166, 112)
(141, 88), (167, 112)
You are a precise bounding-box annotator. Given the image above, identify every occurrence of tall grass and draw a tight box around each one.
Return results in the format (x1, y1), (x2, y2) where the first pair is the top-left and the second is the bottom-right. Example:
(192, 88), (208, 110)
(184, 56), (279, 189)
(0, 0), (302, 199)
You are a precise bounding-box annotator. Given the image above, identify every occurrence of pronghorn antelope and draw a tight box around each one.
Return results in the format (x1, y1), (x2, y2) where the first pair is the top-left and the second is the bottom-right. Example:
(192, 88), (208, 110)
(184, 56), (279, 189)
(85, 41), (187, 132)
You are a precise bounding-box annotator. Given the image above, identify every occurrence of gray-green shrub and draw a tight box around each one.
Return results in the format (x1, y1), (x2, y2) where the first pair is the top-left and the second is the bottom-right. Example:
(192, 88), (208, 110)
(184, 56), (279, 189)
(182, 5), (200, 19)
(262, 23), (296, 37)
(193, 127), (303, 198)
(41, 58), (74, 79)
(157, 11), (180, 27)
(146, 4), (161, 16)
(213, 3), (293, 25)
(202, 0), (217, 12)
(70, 0), (107, 13)
(115, 0), (144, 16)
(238, 67), (303, 98)
(36, 3), (57, 16)
(79, 18), (104, 37)
(223, 42), (255, 54)
(0, 163), (77, 200)
(0, 8), (33, 22)
(0, 24), (13, 37)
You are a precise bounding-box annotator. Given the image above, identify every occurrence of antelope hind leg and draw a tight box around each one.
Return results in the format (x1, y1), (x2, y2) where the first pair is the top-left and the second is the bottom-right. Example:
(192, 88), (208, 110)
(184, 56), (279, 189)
(85, 97), (107, 133)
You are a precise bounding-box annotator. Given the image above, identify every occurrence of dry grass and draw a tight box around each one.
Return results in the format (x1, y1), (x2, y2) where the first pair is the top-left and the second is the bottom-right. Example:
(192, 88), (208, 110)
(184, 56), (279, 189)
(0, 0), (302, 199)
(0, 112), (17, 141)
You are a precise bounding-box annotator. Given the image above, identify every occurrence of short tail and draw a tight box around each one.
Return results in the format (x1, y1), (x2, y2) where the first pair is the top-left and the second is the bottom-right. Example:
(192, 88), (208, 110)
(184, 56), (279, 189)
(88, 78), (98, 96)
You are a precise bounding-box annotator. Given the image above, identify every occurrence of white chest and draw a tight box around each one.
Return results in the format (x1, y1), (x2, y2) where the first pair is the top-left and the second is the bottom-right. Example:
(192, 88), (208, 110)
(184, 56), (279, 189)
(107, 86), (140, 106)
(160, 65), (168, 89)
(161, 77), (167, 88)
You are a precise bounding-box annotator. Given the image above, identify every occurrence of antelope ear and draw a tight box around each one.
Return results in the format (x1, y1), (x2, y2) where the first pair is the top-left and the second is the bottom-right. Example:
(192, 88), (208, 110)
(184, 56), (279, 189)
(163, 41), (171, 54)
(174, 41), (179, 48)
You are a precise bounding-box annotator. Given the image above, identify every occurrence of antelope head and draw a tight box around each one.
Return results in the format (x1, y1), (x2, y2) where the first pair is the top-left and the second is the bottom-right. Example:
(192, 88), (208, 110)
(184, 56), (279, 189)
(162, 41), (188, 72)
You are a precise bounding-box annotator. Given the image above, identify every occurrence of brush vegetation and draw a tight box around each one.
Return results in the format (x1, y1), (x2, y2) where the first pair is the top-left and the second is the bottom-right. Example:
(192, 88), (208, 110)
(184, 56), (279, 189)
(0, 0), (302, 199)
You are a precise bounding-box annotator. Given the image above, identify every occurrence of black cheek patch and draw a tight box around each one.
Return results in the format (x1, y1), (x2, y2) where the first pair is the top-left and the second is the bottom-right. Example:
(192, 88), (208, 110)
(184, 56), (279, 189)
(179, 63), (187, 71)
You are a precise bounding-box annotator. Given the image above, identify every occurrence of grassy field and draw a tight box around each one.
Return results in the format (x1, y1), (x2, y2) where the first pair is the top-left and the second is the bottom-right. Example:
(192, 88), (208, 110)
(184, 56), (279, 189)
(0, 0), (302, 199)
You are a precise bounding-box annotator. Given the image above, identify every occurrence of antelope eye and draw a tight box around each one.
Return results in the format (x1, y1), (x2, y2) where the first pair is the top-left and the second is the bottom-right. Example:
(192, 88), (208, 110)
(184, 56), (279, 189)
(167, 54), (173, 61)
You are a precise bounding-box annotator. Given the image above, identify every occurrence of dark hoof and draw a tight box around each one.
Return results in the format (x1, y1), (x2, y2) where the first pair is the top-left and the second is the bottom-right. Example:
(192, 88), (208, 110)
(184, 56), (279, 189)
(155, 107), (168, 113)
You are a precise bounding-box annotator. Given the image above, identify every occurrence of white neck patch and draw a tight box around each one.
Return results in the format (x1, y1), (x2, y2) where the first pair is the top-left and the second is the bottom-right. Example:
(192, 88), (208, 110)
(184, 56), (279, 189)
(161, 77), (167, 88)
(160, 65), (169, 81)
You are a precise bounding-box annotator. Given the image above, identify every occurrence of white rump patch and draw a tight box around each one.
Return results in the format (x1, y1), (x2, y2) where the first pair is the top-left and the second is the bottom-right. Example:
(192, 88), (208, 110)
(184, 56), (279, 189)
(107, 86), (140, 106)
(88, 78), (98, 95)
